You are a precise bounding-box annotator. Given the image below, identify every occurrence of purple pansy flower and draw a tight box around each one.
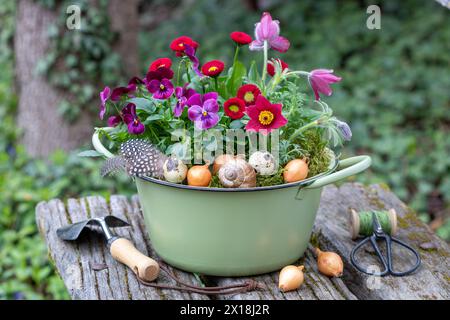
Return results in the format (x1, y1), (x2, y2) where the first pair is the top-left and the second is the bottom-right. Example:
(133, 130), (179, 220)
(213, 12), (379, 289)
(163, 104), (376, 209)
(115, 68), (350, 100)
(99, 86), (111, 119)
(100, 78), (142, 119)
(145, 67), (174, 99)
(308, 69), (342, 100)
(107, 115), (122, 127)
(249, 12), (290, 53)
(110, 78), (140, 102)
(173, 84), (197, 117)
(187, 92), (220, 130)
(122, 103), (145, 135)
(184, 44), (203, 77)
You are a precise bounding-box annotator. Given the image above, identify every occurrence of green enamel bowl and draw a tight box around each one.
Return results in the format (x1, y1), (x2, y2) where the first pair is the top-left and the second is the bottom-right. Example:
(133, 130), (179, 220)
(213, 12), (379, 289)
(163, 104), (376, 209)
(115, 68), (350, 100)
(93, 132), (371, 276)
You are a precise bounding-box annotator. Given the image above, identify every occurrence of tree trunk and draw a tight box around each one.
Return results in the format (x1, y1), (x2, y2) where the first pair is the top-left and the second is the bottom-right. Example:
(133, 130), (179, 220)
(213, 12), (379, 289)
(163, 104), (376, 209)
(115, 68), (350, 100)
(15, 0), (139, 157)
(108, 0), (140, 77)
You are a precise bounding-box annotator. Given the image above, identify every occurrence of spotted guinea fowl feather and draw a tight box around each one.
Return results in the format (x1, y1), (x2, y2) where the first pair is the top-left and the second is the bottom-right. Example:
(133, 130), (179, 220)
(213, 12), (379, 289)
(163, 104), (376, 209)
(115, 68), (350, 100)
(100, 156), (127, 177)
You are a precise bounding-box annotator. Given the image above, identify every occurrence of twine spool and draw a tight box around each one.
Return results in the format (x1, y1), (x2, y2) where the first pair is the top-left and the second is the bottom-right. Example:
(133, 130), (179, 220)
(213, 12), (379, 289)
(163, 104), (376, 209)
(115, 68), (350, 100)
(349, 209), (397, 239)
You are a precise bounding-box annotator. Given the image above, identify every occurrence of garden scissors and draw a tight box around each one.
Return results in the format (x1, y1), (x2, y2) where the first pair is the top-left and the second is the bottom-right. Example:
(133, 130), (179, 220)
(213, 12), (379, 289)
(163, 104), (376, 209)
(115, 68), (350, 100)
(350, 211), (421, 276)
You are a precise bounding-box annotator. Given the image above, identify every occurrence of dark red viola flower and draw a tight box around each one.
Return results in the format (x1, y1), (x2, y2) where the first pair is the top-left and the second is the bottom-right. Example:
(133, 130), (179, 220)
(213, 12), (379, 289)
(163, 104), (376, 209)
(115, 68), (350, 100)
(201, 60), (225, 77)
(237, 84), (261, 106)
(230, 31), (252, 45)
(224, 97), (246, 120)
(122, 103), (145, 135)
(267, 59), (289, 77)
(170, 36), (199, 56)
(107, 115), (121, 127)
(149, 58), (172, 72)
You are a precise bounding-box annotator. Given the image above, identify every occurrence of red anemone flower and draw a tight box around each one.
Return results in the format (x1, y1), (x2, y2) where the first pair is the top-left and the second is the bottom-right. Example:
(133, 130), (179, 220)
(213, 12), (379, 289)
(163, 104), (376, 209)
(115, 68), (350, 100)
(230, 31), (252, 45)
(149, 58), (172, 72)
(245, 95), (287, 134)
(237, 84), (261, 106)
(224, 97), (246, 120)
(201, 60), (225, 77)
(267, 59), (289, 77)
(170, 36), (199, 56)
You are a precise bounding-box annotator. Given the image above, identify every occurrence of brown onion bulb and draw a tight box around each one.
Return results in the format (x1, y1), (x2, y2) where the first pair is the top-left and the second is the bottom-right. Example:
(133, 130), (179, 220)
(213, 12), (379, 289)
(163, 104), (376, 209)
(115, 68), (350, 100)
(283, 158), (309, 183)
(187, 163), (211, 187)
(315, 248), (344, 277)
(278, 265), (305, 292)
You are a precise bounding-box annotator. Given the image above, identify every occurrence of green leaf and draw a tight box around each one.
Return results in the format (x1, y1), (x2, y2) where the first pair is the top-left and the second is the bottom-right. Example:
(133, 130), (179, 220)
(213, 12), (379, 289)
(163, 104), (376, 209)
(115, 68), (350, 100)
(226, 61), (246, 97)
(230, 120), (244, 129)
(127, 97), (156, 113)
(77, 150), (103, 157)
(143, 114), (163, 124)
(248, 60), (261, 84)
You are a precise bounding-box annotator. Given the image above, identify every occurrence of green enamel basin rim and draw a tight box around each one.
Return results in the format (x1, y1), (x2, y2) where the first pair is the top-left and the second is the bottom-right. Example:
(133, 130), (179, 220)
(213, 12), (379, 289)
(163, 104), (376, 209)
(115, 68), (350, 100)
(92, 130), (372, 191)
(137, 157), (339, 192)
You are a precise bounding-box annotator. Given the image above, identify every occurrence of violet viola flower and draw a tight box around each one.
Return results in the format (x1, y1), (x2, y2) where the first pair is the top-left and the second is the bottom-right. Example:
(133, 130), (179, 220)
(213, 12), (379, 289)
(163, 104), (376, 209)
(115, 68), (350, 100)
(184, 44), (203, 77)
(187, 92), (220, 130)
(99, 86), (111, 119)
(145, 67), (174, 99)
(173, 84), (197, 117)
(308, 69), (342, 100)
(249, 12), (290, 53)
(122, 103), (145, 134)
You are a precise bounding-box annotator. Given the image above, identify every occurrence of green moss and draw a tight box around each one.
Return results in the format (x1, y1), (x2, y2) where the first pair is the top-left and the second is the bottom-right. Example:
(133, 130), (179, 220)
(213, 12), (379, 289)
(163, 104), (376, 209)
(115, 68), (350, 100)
(210, 175), (221, 188)
(397, 207), (423, 229)
(309, 232), (320, 248)
(256, 168), (284, 187)
(379, 183), (391, 191)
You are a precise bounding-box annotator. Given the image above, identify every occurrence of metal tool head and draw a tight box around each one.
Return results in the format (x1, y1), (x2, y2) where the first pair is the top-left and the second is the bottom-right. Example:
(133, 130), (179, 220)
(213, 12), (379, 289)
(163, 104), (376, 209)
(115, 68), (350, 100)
(57, 215), (129, 241)
(371, 211), (384, 236)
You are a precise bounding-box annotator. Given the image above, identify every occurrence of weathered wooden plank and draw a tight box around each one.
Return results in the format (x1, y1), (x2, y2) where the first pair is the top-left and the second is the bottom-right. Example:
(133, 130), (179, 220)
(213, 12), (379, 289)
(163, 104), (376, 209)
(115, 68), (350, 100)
(314, 183), (450, 300)
(37, 183), (450, 300)
(36, 195), (208, 300)
(214, 246), (357, 300)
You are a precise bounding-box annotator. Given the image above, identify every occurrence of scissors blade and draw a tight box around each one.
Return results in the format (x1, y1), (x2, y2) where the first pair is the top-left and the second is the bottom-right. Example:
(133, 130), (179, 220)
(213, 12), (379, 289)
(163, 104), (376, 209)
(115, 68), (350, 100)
(372, 211), (384, 235)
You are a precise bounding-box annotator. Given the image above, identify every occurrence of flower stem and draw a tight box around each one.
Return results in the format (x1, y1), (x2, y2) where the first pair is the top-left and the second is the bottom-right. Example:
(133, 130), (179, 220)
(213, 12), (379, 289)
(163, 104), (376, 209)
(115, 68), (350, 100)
(286, 70), (310, 77)
(185, 60), (191, 83)
(229, 45), (240, 94)
(176, 60), (183, 86)
(261, 40), (268, 89)
(214, 77), (219, 92)
(289, 114), (330, 142)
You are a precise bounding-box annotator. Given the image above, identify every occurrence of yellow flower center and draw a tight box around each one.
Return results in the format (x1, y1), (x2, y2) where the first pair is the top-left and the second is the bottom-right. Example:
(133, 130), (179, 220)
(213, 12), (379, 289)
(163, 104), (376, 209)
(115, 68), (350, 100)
(178, 43), (184, 48)
(258, 111), (274, 126)
(244, 92), (254, 103)
(160, 84), (165, 90)
(202, 111), (208, 116)
(228, 105), (239, 113)
(158, 64), (165, 68)
(208, 66), (218, 72)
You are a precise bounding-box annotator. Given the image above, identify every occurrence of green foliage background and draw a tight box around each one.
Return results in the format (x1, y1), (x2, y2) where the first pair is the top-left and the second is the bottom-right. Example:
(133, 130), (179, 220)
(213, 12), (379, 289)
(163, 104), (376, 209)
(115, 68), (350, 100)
(0, 0), (449, 299)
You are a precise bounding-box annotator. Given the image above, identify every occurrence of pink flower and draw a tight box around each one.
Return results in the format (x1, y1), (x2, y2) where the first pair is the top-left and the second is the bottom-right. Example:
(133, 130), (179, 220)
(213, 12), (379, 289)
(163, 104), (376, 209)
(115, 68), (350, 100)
(99, 86), (110, 120)
(308, 69), (342, 100)
(249, 12), (290, 53)
(245, 95), (287, 134)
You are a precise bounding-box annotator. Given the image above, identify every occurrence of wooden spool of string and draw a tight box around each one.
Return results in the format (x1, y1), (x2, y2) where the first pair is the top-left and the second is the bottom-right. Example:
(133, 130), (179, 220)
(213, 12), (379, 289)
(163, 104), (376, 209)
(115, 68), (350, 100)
(349, 208), (398, 240)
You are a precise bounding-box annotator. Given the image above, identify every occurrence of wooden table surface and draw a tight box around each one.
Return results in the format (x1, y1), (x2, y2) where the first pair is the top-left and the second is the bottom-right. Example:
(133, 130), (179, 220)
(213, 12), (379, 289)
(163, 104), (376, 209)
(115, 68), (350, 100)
(35, 183), (450, 300)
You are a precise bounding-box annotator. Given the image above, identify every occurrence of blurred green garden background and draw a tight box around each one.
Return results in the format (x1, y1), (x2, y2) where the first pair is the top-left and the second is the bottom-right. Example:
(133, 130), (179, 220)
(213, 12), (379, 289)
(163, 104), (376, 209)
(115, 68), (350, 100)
(0, 0), (449, 299)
